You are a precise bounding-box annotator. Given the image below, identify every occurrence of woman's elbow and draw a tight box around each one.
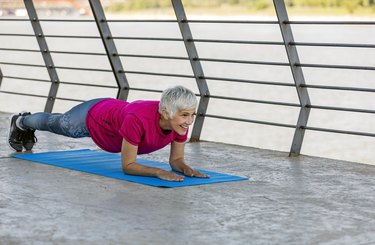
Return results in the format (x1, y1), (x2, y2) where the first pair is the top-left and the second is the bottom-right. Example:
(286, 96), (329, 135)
(122, 164), (130, 174)
(122, 162), (134, 174)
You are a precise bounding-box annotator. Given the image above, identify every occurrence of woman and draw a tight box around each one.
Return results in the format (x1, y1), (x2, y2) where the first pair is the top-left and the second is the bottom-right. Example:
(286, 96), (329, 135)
(8, 85), (208, 182)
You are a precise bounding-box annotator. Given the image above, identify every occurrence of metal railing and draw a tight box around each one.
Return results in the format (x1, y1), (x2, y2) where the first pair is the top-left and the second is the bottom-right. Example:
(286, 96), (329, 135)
(0, 0), (374, 159)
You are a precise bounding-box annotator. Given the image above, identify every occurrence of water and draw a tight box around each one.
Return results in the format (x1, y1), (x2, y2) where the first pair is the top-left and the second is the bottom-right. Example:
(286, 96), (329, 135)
(0, 15), (374, 165)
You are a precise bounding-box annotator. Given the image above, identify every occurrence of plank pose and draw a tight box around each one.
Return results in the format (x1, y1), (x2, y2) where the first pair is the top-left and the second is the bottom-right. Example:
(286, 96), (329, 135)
(8, 85), (208, 181)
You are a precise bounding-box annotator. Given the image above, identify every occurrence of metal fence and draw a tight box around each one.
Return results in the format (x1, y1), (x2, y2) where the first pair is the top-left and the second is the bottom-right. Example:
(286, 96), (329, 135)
(0, 0), (374, 159)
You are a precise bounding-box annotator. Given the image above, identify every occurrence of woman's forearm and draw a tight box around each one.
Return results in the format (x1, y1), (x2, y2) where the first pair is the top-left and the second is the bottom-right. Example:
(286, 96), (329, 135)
(122, 162), (162, 177)
(123, 162), (185, 181)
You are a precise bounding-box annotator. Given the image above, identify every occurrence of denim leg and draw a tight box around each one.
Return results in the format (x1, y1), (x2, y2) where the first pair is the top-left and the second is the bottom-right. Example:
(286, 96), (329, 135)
(21, 98), (106, 138)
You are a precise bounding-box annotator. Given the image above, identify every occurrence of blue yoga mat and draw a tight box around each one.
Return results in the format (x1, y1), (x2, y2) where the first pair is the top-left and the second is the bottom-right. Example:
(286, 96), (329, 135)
(13, 149), (248, 188)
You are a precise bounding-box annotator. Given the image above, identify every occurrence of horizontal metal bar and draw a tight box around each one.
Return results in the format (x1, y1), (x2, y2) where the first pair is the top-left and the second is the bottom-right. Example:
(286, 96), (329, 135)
(4, 75), (117, 89)
(307, 105), (375, 114)
(3, 76), (51, 83)
(0, 61), (45, 68)
(287, 21), (375, 25)
(292, 41), (375, 49)
(123, 70), (195, 79)
(0, 48), (106, 57)
(204, 76), (295, 87)
(302, 126), (375, 137)
(0, 47), (40, 52)
(59, 81), (117, 89)
(54, 66), (112, 72)
(107, 19), (177, 23)
(111, 36), (284, 45)
(49, 50), (106, 56)
(129, 87), (164, 93)
(105, 19), (280, 24)
(118, 54), (288, 66)
(210, 94), (300, 107)
(112, 36), (183, 41)
(43, 34), (100, 39)
(0, 18), (274, 24)
(0, 33), (100, 39)
(1, 90), (99, 104)
(301, 84), (375, 93)
(205, 114), (296, 128)
(0, 90), (48, 99)
(187, 20), (279, 24)
(118, 53), (188, 60)
(0, 34), (290, 46)
(0, 18), (30, 21)
(0, 33), (35, 37)
(55, 96), (86, 102)
(199, 57), (289, 66)
(37, 18), (95, 22)
(0, 63), (113, 72)
(0, 18), (275, 24)
(297, 63), (375, 71)
(193, 39), (284, 45)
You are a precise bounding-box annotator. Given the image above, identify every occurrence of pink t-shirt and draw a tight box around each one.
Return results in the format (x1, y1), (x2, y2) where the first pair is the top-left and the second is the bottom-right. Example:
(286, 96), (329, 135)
(86, 99), (188, 154)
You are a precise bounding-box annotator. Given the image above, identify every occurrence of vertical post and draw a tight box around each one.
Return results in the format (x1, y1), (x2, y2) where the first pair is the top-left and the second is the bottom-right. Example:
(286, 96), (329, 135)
(273, 0), (311, 156)
(0, 66), (3, 88)
(89, 0), (130, 101)
(24, 0), (60, 113)
(172, 0), (210, 142)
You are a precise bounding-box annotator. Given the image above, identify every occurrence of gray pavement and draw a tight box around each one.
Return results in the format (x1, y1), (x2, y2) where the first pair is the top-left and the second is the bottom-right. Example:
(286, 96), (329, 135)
(1, 112), (375, 245)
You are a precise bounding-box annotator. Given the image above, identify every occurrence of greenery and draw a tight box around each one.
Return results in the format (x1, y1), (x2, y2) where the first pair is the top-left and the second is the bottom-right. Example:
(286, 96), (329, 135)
(105, 0), (375, 15)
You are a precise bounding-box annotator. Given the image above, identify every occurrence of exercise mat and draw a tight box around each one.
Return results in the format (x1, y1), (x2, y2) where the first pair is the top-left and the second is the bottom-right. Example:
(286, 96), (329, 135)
(13, 149), (248, 188)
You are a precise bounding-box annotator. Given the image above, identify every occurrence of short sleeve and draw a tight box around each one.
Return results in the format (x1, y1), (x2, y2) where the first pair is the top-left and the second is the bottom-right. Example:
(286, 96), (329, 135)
(119, 114), (144, 146)
(174, 128), (189, 143)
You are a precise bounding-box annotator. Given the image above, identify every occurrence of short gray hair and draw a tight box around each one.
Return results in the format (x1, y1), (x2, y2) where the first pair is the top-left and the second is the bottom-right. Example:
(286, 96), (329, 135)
(159, 85), (197, 118)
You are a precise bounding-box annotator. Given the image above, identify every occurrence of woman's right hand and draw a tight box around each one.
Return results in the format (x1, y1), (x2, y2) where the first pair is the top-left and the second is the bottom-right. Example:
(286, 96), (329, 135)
(156, 169), (184, 182)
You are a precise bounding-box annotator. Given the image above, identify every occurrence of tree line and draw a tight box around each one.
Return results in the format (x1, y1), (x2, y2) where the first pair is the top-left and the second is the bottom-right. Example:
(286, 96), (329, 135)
(105, 0), (375, 13)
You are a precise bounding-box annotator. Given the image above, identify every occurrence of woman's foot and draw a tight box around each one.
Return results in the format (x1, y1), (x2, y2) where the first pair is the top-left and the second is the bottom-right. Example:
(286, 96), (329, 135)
(8, 112), (37, 152)
(8, 114), (24, 152)
(20, 112), (37, 151)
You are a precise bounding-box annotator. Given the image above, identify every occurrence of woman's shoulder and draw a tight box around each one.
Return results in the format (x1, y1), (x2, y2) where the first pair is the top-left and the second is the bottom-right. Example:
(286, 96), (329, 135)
(129, 100), (159, 105)
(127, 100), (159, 109)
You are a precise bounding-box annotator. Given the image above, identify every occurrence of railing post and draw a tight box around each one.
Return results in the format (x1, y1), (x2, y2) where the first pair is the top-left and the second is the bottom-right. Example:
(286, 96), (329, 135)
(0, 66), (3, 88)
(273, 0), (311, 156)
(172, 0), (210, 142)
(89, 0), (130, 101)
(24, 0), (60, 113)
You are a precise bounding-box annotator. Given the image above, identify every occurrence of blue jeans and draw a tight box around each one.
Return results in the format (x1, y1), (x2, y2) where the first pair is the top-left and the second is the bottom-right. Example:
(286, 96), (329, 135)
(21, 98), (105, 138)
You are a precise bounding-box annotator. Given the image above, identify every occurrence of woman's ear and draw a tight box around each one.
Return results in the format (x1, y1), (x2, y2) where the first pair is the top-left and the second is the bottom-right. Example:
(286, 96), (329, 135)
(161, 108), (170, 120)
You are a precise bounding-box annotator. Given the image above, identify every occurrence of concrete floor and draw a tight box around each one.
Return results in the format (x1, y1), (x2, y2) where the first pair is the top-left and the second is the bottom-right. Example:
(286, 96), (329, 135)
(1, 112), (375, 245)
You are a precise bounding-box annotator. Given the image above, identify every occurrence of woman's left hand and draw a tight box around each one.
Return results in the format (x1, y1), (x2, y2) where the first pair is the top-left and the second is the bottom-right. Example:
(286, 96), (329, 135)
(169, 141), (209, 178)
(182, 166), (209, 178)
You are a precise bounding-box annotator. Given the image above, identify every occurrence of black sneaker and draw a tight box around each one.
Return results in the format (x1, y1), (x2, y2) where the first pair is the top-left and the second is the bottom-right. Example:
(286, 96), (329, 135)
(8, 114), (24, 152)
(20, 112), (37, 151)
(23, 129), (37, 151)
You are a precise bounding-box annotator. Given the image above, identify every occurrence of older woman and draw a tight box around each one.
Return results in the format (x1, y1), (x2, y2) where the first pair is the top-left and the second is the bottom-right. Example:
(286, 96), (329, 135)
(8, 85), (208, 181)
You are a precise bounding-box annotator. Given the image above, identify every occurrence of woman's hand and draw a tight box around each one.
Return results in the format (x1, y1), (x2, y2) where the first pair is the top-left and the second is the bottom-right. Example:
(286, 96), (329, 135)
(156, 169), (184, 181)
(122, 139), (184, 182)
(180, 165), (209, 178)
(170, 161), (209, 178)
(169, 141), (209, 179)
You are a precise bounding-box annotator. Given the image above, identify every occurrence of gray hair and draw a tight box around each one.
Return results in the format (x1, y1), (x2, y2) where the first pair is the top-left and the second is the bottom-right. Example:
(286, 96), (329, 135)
(159, 85), (197, 118)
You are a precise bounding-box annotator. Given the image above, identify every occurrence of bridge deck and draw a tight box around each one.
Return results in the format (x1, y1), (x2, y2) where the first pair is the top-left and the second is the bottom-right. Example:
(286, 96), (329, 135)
(0, 112), (374, 244)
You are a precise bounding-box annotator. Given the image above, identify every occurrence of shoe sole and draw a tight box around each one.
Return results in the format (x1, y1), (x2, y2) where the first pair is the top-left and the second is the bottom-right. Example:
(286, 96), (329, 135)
(24, 143), (34, 151)
(7, 114), (23, 152)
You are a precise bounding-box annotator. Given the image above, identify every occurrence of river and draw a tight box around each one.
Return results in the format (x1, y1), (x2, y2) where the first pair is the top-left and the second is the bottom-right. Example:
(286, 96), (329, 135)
(0, 15), (374, 165)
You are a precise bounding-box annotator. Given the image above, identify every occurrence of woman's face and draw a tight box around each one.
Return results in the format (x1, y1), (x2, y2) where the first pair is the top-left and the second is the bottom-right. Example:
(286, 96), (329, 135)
(163, 108), (196, 135)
